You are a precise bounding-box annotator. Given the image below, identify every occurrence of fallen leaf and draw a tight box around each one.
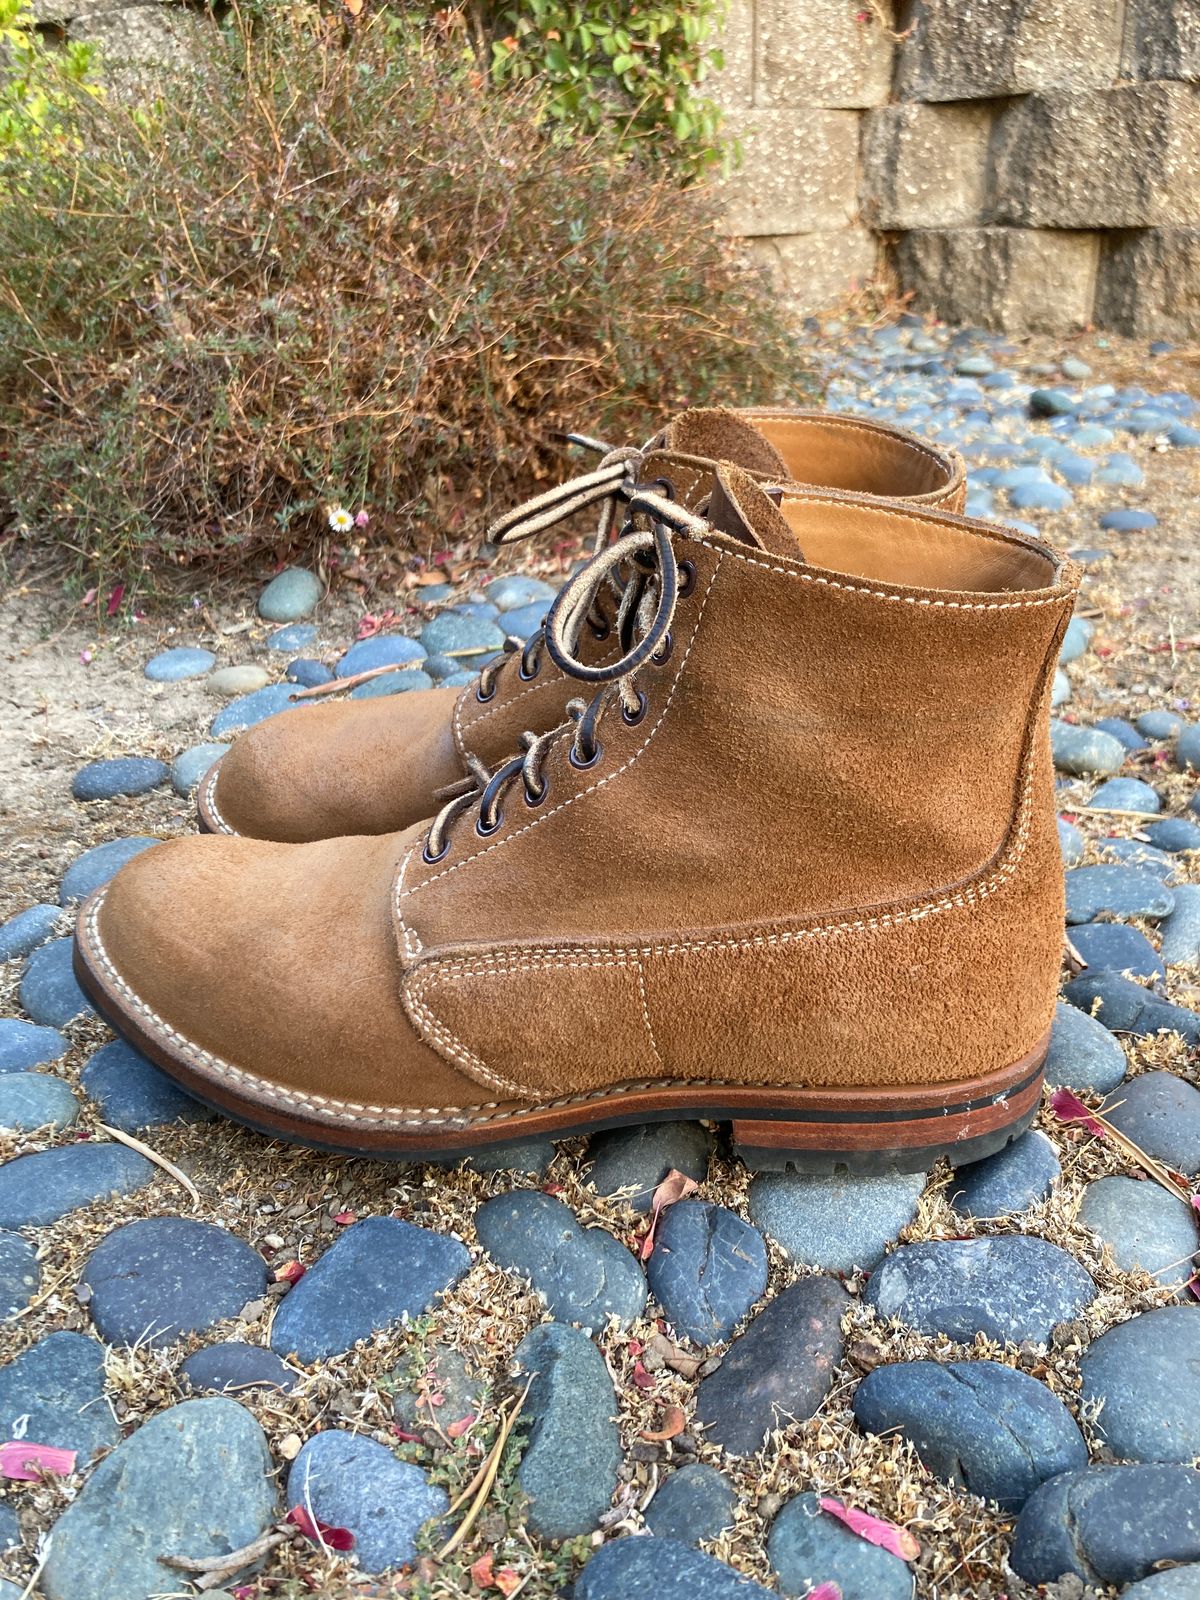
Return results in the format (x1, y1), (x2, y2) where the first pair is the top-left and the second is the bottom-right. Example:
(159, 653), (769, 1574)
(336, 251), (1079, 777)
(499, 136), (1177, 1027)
(446, 1412), (476, 1439)
(494, 1568), (523, 1596)
(640, 1404), (686, 1442)
(286, 1505), (355, 1551)
(640, 1168), (700, 1260)
(332, 1209), (357, 1225)
(471, 1551), (495, 1587)
(631, 1359), (656, 1391)
(0, 1441), (76, 1480)
(818, 1498), (919, 1562)
(106, 583), (125, 617)
(1048, 1087), (1109, 1139)
(274, 1260), (306, 1285)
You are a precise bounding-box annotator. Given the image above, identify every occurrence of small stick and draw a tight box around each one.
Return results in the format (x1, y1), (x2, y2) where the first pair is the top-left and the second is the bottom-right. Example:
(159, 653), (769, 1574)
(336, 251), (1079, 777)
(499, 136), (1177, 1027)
(288, 662), (426, 700)
(438, 1379), (533, 1561)
(164, 1528), (290, 1577)
(98, 1124), (200, 1208)
(1070, 806), (1170, 821)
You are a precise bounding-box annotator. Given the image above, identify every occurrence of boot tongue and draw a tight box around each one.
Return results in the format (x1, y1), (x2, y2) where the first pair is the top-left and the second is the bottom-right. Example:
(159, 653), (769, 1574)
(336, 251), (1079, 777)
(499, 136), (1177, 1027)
(660, 407), (790, 479)
(706, 464), (804, 560)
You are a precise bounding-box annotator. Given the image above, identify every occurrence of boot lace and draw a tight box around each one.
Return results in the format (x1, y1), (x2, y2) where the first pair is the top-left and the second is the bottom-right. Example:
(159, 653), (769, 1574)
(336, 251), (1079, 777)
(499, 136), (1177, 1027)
(423, 489), (708, 864)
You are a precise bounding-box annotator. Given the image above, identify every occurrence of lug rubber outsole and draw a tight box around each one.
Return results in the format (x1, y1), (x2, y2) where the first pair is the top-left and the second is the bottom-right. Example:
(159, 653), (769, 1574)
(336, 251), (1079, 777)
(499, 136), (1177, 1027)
(73, 891), (1049, 1174)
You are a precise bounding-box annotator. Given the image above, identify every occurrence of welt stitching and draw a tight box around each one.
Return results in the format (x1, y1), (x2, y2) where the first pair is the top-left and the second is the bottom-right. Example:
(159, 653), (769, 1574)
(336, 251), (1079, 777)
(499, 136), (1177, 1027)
(201, 766), (237, 836)
(398, 552), (723, 900)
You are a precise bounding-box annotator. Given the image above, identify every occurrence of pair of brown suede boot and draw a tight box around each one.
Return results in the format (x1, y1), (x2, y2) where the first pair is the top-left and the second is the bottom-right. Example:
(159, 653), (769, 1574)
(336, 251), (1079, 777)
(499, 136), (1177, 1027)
(73, 407), (1079, 1172)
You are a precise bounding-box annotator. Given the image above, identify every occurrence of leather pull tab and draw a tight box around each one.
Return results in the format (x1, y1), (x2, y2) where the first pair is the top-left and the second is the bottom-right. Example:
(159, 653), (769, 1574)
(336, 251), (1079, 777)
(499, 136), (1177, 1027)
(707, 466), (805, 561)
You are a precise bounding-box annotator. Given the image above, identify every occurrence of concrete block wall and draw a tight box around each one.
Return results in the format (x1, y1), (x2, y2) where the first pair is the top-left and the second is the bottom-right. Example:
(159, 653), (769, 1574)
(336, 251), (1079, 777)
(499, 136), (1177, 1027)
(715, 0), (1200, 334)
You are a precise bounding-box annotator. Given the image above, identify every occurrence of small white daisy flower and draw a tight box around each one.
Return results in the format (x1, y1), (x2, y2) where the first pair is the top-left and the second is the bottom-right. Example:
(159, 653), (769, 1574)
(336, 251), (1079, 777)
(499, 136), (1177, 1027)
(327, 505), (354, 533)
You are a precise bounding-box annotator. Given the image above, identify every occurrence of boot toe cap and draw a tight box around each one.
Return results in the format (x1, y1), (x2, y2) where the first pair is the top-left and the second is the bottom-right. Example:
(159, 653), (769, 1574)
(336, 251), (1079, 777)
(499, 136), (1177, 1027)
(75, 829), (489, 1140)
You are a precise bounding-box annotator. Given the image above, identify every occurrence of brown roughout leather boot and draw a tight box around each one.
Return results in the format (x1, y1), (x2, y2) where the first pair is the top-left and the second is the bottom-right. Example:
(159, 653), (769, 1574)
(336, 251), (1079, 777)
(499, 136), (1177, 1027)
(76, 466), (1078, 1173)
(197, 407), (965, 843)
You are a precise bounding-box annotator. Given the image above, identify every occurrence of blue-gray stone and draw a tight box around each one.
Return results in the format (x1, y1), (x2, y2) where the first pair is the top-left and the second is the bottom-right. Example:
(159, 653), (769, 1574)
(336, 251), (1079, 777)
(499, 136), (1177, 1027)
(1099, 508), (1158, 532)
(0, 1505), (16, 1549)
(1147, 818), (1200, 853)
(514, 1321), (620, 1539)
(1060, 616), (1094, 663)
(422, 654), (459, 682)
(183, 1340), (296, 1394)
(0, 1231), (38, 1320)
(1064, 976), (1200, 1045)
(586, 1122), (710, 1212)
(1102, 1072), (1200, 1172)
(1051, 720), (1126, 777)
(441, 670), (476, 688)
(1099, 838), (1180, 880)
(748, 1169), (924, 1273)
(257, 566), (321, 622)
(1179, 725), (1200, 770)
(768, 1492), (914, 1600)
(40, 1397), (278, 1600)
(0, 1142), (152, 1228)
(1030, 389), (1077, 417)
(349, 668), (435, 699)
(1052, 668), (1071, 708)
(419, 612), (505, 658)
(0, 1020), (66, 1074)
(82, 1217), (267, 1348)
(416, 581), (454, 602)
(1096, 453), (1146, 487)
(0, 1332), (118, 1458)
(646, 1200), (767, 1346)
(71, 757), (169, 802)
(171, 742), (229, 796)
(270, 1216), (470, 1362)
(446, 1138), (555, 1178)
(334, 635), (425, 677)
(1012, 1464), (1200, 1586)
(0, 1072), (78, 1132)
(695, 1276), (848, 1456)
(1061, 357), (1091, 380)
(1122, 408), (1175, 435)
(19, 939), (93, 1026)
(454, 600), (501, 621)
(1124, 1566), (1200, 1598)
(284, 657), (332, 688)
(182, 1340), (295, 1395)
(1138, 710), (1185, 740)
(1055, 451), (1095, 486)
(210, 683), (303, 737)
(1070, 922), (1165, 981)
(475, 1190), (646, 1327)
(578, 1537), (773, 1598)
(1168, 425), (1200, 448)
(956, 355), (994, 375)
(486, 574), (558, 612)
(1161, 885), (1200, 966)
(0, 904), (59, 962)
(1092, 718), (1147, 752)
(59, 837), (159, 904)
(495, 601), (549, 642)
(1069, 546), (1114, 565)
(1058, 816), (1084, 865)
(853, 1359), (1086, 1511)
(949, 1130), (1060, 1219)
(144, 646), (216, 682)
(1079, 1176), (1199, 1289)
(865, 1236), (1095, 1344)
(265, 622), (317, 653)
(645, 1464), (736, 1545)
(287, 1431), (446, 1572)
(1009, 481), (1073, 512)
(1082, 1306), (1200, 1462)
(1065, 866), (1174, 924)
(81, 1037), (207, 1131)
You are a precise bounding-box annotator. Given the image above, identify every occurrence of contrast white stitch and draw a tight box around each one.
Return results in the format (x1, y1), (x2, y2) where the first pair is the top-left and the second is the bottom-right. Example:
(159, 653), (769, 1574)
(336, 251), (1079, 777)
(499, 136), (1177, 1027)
(395, 845), (422, 958)
(454, 632), (625, 746)
(200, 765), (237, 836)
(636, 958), (664, 1071)
(398, 553), (724, 899)
(402, 978), (528, 1097)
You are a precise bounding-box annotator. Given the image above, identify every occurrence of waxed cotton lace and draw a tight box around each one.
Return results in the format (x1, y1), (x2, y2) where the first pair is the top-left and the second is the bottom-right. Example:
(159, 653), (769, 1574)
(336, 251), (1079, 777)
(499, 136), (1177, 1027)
(423, 489), (708, 863)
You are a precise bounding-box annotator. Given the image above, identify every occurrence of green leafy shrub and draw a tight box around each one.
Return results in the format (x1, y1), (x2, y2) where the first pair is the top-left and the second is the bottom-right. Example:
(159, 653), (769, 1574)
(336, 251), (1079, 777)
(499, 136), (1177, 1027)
(475, 0), (731, 176)
(0, 0), (100, 167)
(0, 6), (806, 588)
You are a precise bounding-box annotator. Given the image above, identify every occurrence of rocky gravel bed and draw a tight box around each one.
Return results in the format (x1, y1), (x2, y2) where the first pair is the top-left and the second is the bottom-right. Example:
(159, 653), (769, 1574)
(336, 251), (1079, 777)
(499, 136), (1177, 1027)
(0, 317), (1198, 1599)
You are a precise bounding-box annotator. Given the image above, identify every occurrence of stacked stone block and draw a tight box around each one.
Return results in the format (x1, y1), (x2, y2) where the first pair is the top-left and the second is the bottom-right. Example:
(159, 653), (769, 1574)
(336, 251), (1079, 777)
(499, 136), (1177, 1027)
(720, 0), (1200, 332)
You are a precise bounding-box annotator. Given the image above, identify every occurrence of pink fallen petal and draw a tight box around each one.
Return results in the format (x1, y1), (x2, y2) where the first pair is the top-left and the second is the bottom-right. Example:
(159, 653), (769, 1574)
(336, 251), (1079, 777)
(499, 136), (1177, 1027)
(0, 1441), (77, 1480)
(808, 1586), (843, 1600)
(1048, 1087), (1108, 1139)
(286, 1505), (354, 1551)
(819, 1498), (919, 1562)
(106, 583), (125, 618)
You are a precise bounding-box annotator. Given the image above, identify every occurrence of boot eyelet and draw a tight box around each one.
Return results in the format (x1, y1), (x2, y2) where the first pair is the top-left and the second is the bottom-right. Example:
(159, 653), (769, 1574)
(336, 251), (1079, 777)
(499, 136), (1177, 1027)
(677, 560), (696, 598)
(590, 618), (611, 643)
(524, 779), (549, 809)
(518, 657), (540, 682)
(569, 741), (603, 771)
(651, 476), (677, 500)
(476, 679), (495, 703)
(476, 811), (503, 838)
(652, 631), (674, 667)
(422, 837), (450, 865)
(622, 691), (648, 727)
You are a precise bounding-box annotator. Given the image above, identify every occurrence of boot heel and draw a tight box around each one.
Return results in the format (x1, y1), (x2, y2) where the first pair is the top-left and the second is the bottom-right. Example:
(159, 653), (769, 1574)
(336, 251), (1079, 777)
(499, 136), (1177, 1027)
(729, 1063), (1044, 1176)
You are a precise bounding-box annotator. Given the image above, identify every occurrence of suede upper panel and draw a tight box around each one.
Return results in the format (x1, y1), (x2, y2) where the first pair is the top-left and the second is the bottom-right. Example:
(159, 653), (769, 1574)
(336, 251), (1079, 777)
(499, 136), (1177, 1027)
(396, 529), (1075, 954)
(95, 828), (488, 1110)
